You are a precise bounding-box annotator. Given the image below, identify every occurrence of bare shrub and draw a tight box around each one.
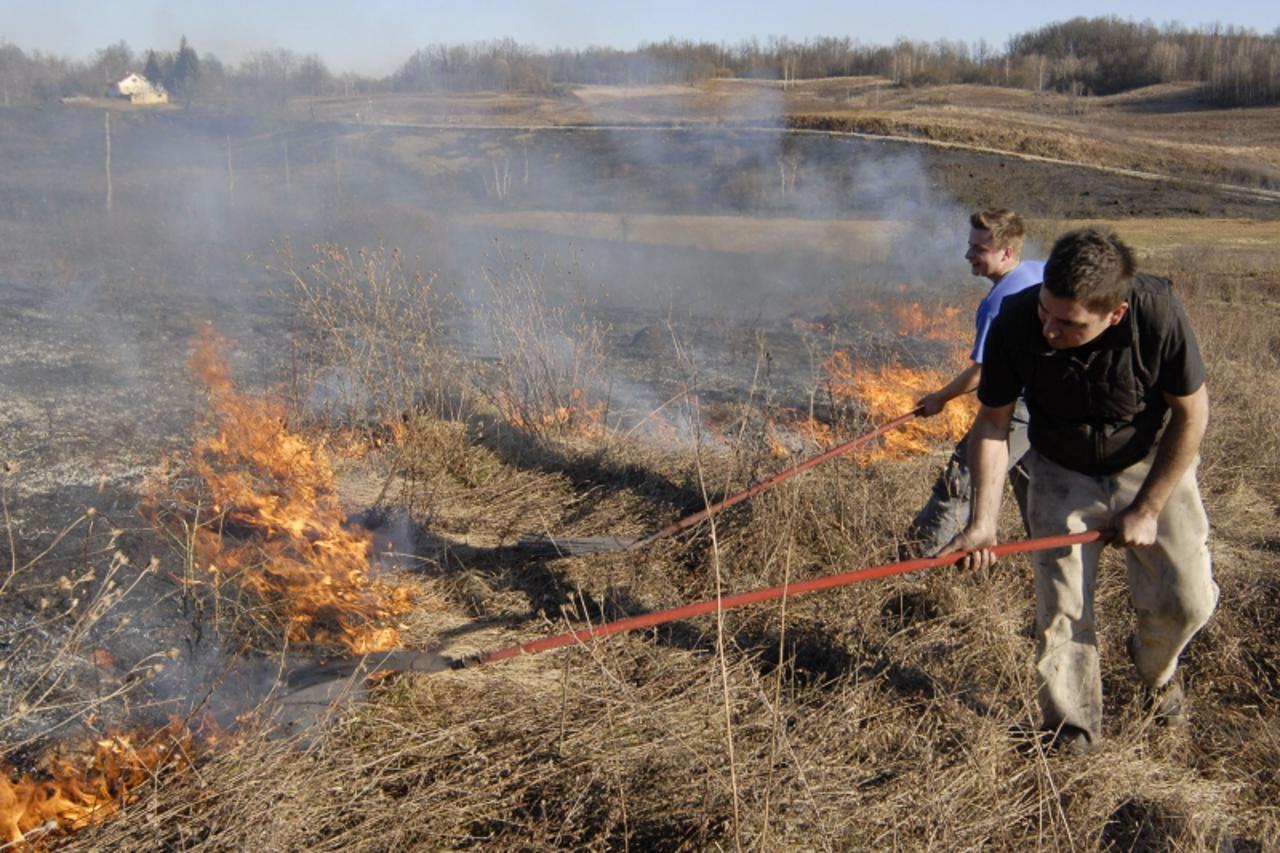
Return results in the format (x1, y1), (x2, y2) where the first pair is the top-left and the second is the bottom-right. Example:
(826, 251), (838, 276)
(0, 479), (190, 848)
(278, 242), (473, 514)
(477, 246), (611, 443)
(280, 242), (462, 428)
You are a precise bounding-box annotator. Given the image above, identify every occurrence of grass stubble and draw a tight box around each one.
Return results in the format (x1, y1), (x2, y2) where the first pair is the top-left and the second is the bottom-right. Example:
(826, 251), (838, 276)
(8, 239), (1278, 851)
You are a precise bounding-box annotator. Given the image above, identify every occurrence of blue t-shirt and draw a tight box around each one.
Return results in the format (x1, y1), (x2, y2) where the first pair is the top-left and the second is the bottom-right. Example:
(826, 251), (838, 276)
(970, 260), (1045, 363)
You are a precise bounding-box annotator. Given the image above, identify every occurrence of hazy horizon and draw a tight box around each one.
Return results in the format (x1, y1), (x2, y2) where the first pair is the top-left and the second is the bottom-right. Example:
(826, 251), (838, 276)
(2, 0), (1277, 78)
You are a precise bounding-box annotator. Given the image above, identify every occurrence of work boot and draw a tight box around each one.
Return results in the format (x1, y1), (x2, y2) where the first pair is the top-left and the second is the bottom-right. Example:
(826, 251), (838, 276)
(1127, 635), (1189, 728)
(1011, 722), (1098, 756)
(1047, 723), (1098, 756)
(1144, 672), (1187, 728)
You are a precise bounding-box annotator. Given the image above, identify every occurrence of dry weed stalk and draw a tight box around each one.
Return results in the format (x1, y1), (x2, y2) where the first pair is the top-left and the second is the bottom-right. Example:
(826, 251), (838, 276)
(278, 242), (471, 503)
(0, 497), (192, 848)
(479, 246), (611, 443)
(281, 243), (458, 423)
(689, 394), (745, 852)
(0, 508), (163, 754)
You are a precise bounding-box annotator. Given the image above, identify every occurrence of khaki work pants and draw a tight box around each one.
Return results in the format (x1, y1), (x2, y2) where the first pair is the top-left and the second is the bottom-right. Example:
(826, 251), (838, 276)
(1025, 448), (1218, 744)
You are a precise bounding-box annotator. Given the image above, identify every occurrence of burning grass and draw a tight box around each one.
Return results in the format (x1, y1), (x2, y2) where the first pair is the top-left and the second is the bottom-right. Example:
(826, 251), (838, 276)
(10, 244), (1280, 851)
(1, 723), (193, 848)
(821, 349), (973, 459)
(147, 324), (412, 655)
(493, 387), (608, 440)
(2, 323), (431, 846)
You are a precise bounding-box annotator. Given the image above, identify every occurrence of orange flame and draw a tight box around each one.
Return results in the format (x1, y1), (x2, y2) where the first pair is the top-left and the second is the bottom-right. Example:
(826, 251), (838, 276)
(496, 388), (606, 439)
(767, 409), (835, 456)
(892, 302), (967, 341)
(823, 349), (975, 460)
(766, 426), (792, 458)
(789, 318), (829, 333)
(0, 723), (192, 847)
(153, 325), (408, 654)
(328, 420), (406, 460)
(790, 416), (834, 448)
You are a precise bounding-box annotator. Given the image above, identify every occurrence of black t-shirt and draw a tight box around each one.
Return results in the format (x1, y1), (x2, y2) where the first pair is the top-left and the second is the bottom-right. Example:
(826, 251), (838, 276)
(978, 273), (1205, 476)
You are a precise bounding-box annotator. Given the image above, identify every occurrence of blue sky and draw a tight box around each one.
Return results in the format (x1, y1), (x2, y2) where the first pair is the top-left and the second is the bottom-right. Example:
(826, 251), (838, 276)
(2, 0), (1276, 76)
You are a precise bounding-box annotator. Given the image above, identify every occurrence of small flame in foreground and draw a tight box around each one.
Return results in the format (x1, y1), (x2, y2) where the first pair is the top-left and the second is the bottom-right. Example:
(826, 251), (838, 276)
(0, 723), (192, 847)
(152, 324), (409, 654)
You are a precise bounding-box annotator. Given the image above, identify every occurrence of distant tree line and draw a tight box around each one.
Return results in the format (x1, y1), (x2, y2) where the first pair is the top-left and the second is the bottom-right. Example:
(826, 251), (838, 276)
(0, 17), (1278, 109)
(0, 36), (373, 109)
(1008, 17), (1280, 104)
(386, 21), (1280, 107)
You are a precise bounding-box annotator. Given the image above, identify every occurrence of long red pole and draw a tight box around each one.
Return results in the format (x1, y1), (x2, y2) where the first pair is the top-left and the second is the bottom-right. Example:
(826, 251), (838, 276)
(628, 408), (920, 549)
(473, 529), (1109, 666)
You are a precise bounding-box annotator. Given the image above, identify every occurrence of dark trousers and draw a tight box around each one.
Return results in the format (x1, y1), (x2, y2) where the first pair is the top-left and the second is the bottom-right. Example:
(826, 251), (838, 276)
(905, 399), (1031, 557)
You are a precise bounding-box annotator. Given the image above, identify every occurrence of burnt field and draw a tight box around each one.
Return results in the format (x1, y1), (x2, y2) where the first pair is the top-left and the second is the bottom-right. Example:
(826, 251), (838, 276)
(2, 100), (1279, 849)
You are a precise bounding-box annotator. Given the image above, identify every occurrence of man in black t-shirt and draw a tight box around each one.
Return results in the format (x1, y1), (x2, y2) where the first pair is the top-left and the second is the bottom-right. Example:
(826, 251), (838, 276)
(945, 227), (1217, 755)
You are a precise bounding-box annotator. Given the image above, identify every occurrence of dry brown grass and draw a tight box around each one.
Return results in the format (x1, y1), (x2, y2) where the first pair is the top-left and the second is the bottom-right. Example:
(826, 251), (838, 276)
(454, 211), (903, 265)
(0, 505), (164, 755)
(20, 235), (1278, 850)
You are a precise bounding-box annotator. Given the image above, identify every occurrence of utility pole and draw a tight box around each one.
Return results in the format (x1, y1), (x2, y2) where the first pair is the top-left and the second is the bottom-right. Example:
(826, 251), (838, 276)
(226, 136), (235, 203)
(104, 111), (113, 215)
(283, 138), (292, 197)
(333, 136), (342, 193)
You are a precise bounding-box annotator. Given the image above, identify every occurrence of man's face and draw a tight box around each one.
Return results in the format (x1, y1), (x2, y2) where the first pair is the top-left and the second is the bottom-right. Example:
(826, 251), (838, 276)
(1037, 289), (1128, 350)
(965, 228), (1012, 280)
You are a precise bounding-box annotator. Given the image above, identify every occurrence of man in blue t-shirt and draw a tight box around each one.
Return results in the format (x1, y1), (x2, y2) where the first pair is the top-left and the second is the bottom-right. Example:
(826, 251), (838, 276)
(904, 209), (1044, 557)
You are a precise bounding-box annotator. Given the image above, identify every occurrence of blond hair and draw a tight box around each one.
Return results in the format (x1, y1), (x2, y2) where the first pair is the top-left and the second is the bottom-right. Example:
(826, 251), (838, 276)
(970, 208), (1025, 257)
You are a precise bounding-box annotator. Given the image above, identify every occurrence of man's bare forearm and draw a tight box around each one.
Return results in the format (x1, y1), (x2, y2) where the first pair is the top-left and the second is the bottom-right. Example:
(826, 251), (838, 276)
(919, 363), (981, 416)
(940, 362), (981, 402)
(965, 410), (1011, 537)
(1131, 386), (1208, 519)
(942, 402), (1014, 567)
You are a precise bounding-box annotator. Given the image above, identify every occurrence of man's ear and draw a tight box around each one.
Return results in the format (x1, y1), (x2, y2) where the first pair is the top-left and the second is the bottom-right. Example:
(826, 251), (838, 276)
(1108, 302), (1129, 326)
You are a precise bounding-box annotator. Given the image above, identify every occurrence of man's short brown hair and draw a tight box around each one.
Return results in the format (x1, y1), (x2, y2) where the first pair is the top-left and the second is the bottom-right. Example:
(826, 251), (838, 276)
(970, 208), (1025, 256)
(1043, 227), (1136, 312)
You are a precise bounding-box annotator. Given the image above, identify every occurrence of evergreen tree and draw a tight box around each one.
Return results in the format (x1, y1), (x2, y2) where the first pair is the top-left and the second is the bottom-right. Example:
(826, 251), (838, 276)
(171, 36), (200, 101)
(143, 49), (163, 86)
